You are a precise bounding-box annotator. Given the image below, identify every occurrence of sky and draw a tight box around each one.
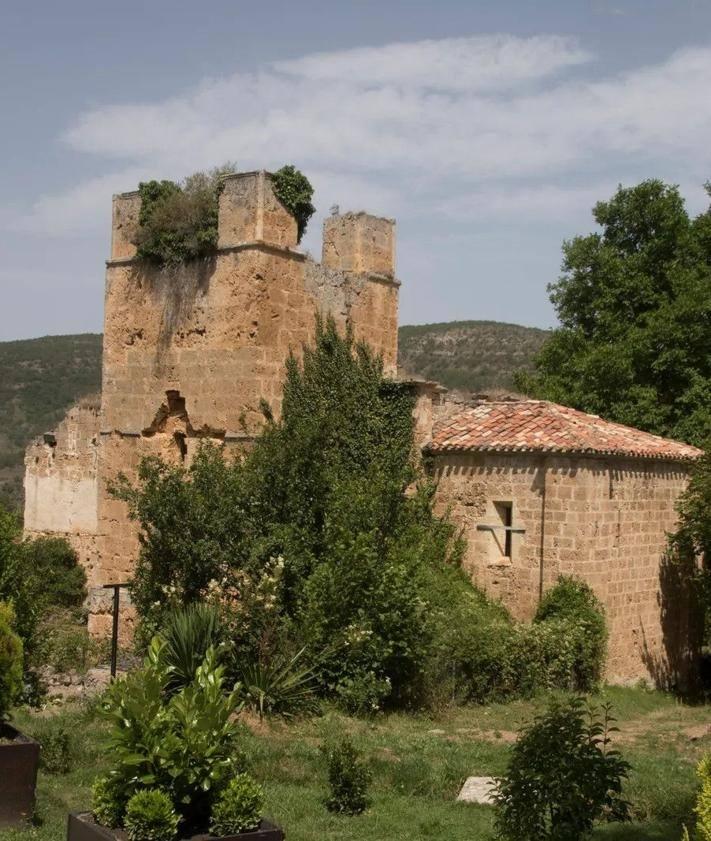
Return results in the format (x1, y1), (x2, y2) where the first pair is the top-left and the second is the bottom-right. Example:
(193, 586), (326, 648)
(2, 0), (711, 341)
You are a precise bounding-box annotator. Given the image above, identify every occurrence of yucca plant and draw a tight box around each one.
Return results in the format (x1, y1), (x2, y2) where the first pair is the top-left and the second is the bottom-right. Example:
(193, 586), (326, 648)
(159, 603), (223, 692)
(240, 647), (318, 719)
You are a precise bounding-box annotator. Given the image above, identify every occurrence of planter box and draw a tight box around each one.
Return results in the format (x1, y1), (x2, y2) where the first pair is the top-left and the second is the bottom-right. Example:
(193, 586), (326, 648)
(68, 812), (284, 841)
(0, 724), (40, 827)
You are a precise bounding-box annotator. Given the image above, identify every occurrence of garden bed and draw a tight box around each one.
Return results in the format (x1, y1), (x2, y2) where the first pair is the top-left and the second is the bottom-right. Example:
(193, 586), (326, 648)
(0, 724), (40, 827)
(67, 812), (283, 841)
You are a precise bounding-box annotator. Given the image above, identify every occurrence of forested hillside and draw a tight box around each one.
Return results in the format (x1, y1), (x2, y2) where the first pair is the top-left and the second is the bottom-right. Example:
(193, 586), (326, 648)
(0, 334), (103, 508)
(398, 320), (548, 392)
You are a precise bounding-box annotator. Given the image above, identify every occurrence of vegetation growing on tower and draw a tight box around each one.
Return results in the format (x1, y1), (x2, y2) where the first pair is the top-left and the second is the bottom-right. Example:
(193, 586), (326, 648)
(133, 164), (316, 265)
(271, 165), (315, 243)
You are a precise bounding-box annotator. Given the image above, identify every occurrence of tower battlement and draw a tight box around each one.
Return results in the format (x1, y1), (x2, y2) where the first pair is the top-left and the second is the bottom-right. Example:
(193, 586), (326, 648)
(110, 171), (397, 281)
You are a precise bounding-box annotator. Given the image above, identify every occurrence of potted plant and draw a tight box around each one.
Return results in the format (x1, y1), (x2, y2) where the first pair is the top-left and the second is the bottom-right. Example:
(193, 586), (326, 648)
(67, 638), (283, 841)
(0, 601), (40, 827)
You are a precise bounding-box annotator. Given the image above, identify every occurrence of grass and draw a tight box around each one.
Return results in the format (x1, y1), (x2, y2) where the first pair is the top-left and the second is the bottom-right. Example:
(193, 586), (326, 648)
(2, 686), (706, 841)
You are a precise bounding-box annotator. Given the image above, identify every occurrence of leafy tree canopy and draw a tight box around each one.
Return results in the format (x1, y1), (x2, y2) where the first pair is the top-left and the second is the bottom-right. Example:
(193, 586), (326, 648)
(112, 317), (460, 708)
(518, 179), (711, 447)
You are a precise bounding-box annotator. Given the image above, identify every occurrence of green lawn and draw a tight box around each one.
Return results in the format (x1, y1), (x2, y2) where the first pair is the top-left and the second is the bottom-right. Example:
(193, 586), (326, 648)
(2, 686), (706, 841)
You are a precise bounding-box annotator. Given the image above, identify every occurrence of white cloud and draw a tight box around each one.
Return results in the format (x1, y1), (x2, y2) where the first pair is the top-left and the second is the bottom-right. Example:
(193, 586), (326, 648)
(274, 34), (591, 92)
(435, 183), (615, 222)
(13, 169), (152, 237)
(14, 36), (711, 239)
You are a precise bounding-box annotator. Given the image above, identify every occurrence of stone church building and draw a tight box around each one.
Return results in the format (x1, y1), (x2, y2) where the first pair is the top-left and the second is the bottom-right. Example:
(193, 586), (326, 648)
(24, 170), (703, 684)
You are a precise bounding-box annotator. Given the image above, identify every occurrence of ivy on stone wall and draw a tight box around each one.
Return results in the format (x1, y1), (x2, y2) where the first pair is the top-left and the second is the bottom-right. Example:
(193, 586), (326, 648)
(271, 165), (316, 243)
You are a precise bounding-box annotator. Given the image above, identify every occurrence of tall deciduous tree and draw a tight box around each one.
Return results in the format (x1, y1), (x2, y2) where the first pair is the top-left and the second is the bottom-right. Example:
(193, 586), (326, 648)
(518, 180), (711, 447)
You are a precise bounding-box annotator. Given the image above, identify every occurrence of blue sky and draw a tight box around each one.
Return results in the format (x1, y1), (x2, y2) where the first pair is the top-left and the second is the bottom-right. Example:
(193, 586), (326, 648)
(2, 0), (711, 340)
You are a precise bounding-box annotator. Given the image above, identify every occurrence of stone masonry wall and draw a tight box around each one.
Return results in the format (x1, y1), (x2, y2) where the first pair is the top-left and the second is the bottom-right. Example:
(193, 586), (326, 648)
(431, 451), (694, 685)
(24, 403), (103, 589)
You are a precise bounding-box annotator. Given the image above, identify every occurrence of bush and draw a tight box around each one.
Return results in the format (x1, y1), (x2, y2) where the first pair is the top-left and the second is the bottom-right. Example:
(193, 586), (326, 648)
(0, 506), (37, 653)
(334, 671), (392, 716)
(324, 738), (371, 815)
(92, 774), (127, 829)
(494, 697), (630, 841)
(425, 569), (602, 704)
(25, 536), (86, 609)
(36, 608), (102, 674)
(0, 601), (23, 720)
(100, 639), (243, 826)
(534, 576), (608, 689)
(134, 165), (237, 266)
(36, 723), (72, 774)
(209, 774), (264, 835)
(124, 789), (180, 841)
(271, 165), (315, 242)
(0, 504), (85, 668)
(133, 164), (315, 264)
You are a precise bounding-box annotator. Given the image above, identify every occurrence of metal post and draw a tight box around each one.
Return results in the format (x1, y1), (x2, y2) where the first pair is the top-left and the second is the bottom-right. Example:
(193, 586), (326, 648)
(102, 583), (129, 679)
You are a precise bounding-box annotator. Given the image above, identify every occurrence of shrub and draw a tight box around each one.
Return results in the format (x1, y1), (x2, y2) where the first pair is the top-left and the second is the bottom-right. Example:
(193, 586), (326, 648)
(334, 672), (392, 716)
(0, 601), (23, 720)
(124, 789), (180, 841)
(494, 697), (630, 841)
(0, 506), (38, 653)
(24, 536), (86, 609)
(36, 724), (72, 774)
(424, 567), (517, 704)
(534, 575), (608, 689)
(134, 164), (237, 266)
(159, 602), (223, 692)
(271, 165), (315, 242)
(100, 639), (243, 826)
(36, 608), (100, 674)
(239, 646), (318, 719)
(324, 738), (371, 815)
(0, 505), (85, 666)
(92, 774), (127, 828)
(424, 570), (600, 704)
(209, 774), (264, 835)
(695, 754), (711, 841)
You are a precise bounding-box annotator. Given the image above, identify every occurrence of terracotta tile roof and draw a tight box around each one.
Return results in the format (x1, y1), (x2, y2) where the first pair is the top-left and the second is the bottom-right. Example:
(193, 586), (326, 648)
(427, 400), (704, 462)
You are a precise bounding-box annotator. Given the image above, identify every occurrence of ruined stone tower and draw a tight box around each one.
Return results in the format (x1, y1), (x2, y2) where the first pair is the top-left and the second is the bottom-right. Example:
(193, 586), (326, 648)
(24, 171), (400, 633)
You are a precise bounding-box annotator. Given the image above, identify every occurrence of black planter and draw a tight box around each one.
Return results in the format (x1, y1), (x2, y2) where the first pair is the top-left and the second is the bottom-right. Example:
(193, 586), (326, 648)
(67, 812), (284, 841)
(0, 724), (40, 826)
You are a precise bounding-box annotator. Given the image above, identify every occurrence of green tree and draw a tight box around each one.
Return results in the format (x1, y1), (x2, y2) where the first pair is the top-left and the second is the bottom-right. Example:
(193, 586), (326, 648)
(518, 180), (711, 447)
(113, 318), (461, 707)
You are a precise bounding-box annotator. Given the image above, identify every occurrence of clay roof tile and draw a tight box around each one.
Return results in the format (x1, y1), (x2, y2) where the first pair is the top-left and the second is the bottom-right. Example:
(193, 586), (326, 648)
(427, 400), (703, 462)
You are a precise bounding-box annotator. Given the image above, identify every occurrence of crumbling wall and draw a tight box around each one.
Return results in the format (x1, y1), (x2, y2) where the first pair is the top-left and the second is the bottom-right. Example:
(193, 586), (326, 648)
(24, 402), (103, 594)
(24, 402), (100, 536)
(431, 451), (694, 684)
